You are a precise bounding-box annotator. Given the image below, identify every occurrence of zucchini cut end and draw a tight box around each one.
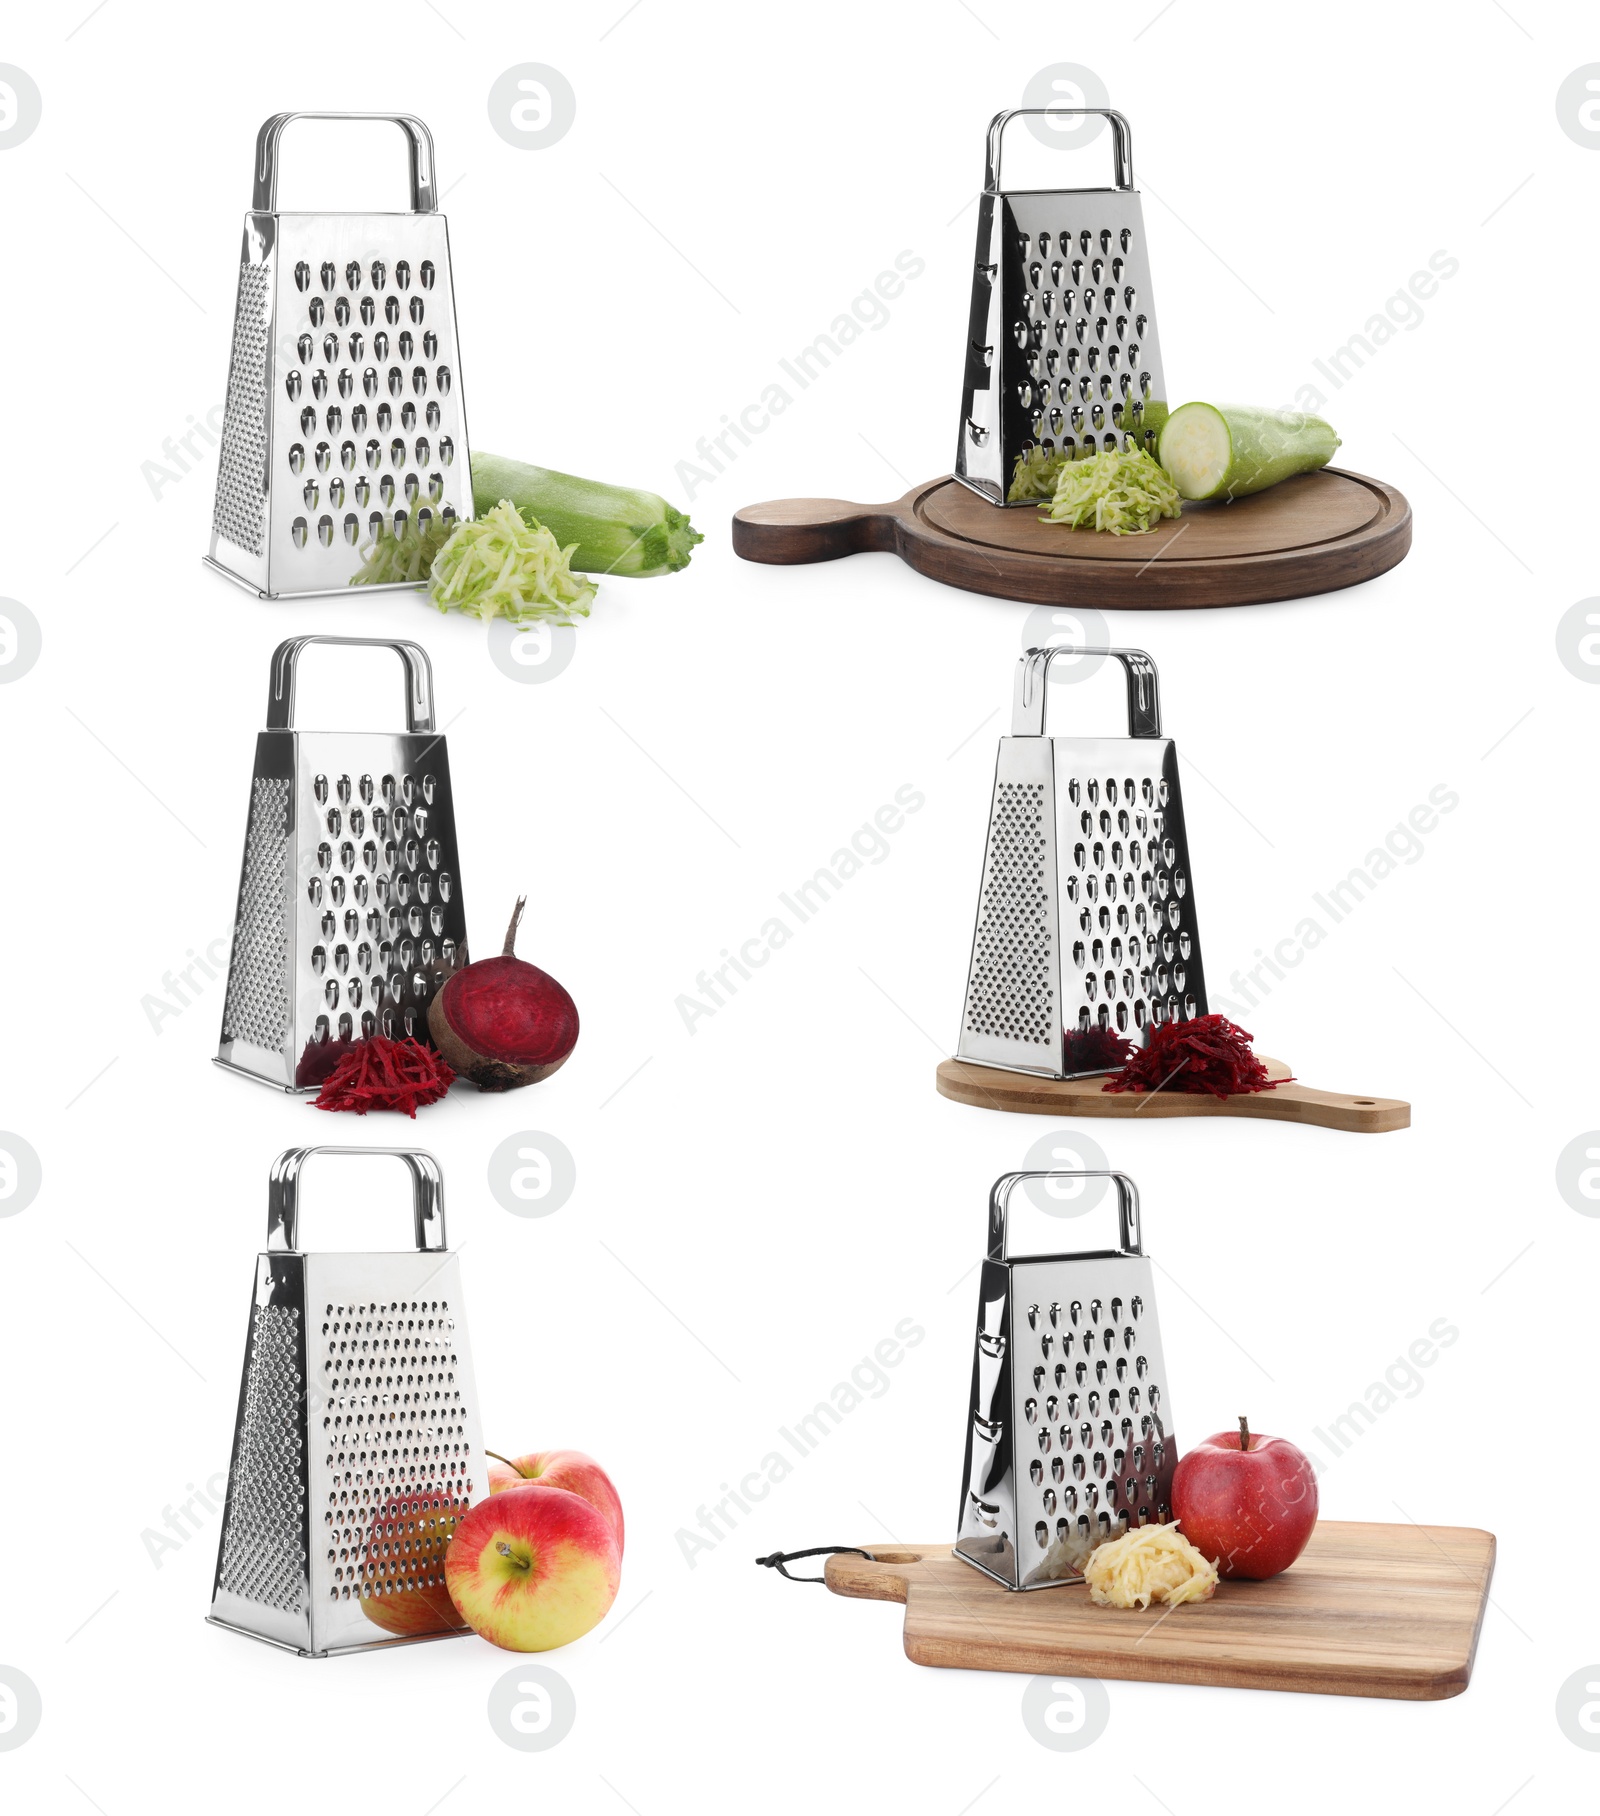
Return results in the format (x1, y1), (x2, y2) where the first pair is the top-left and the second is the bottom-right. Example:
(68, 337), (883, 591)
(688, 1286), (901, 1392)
(1158, 403), (1232, 501)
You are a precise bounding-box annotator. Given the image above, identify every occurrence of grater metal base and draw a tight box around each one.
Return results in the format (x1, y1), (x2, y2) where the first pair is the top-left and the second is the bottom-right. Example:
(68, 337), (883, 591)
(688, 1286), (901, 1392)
(951, 1543), (1081, 1592)
(950, 1051), (1112, 1083)
(211, 1056), (308, 1095)
(202, 555), (426, 602)
(206, 1612), (474, 1659)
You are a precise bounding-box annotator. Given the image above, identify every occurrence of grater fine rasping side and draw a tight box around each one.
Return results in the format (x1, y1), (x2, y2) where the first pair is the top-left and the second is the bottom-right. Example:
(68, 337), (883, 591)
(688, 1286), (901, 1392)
(955, 107), (1167, 504)
(206, 112), (473, 598)
(208, 1147), (487, 1657)
(956, 1170), (1177, 1590)
(958, 646), (1208, 1080)
(216, 636), (470, 1092)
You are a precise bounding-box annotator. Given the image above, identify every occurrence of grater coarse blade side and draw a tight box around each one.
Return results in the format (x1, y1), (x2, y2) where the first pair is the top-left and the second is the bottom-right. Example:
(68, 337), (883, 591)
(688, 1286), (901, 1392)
(206, 112), (473, 599)
(955, 1171), (1178, 1590)
(216, 637), (470, 1092)
(955, 107), (1167, 506)
(957, 647), (1207, 1080)
(208, 1148), (487, 1657)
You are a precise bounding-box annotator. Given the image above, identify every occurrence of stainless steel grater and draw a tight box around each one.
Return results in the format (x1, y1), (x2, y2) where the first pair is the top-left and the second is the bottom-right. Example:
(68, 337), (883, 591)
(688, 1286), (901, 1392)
(958, 646), (1208, 1080)
(216, 636), (469, 1091)
(206, 112), (474, 598)
(209, 1146), (486, 1656)
(955, 108), (1167, 504)
(956, 1170), (1177, 1590)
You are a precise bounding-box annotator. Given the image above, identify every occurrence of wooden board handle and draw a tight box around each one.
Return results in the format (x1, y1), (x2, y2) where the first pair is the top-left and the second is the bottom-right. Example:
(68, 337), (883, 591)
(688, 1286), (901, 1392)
(732, 494), (912, 565)
(822, 1548), (931, 1603)
(1257, 1080), (1411, 1134)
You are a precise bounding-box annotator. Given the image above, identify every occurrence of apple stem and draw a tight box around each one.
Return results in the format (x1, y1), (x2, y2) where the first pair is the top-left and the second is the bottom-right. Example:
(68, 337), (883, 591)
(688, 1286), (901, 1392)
(502, 896), (526, 958)
(1238, 1415), (1251, 1454)
(485, 1448), (531, 1478)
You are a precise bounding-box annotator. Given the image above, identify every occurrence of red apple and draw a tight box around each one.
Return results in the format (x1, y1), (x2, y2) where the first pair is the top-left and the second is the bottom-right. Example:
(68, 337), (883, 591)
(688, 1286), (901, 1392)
(446, 1484), (620, 1652)
(488, 1449), (624, 1555)
(358, 1489), (471, 1637)
(1171, 1416), (1318, 1581)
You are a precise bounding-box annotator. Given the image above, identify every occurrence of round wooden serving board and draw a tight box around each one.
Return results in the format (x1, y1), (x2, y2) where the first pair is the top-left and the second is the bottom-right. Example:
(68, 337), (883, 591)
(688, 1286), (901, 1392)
(820, 1523), (1494, 1701)
(733, 467), (1410, 609)
(936, 1055), (1410, 1134)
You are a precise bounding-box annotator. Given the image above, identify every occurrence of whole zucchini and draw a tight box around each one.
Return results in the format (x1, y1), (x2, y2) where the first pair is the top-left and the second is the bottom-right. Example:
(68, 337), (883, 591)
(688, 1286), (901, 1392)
(471, 452), (702, 576)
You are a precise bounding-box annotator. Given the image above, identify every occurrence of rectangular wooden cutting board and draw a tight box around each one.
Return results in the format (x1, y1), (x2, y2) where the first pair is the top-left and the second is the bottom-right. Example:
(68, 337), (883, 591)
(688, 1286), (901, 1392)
(823, 1521), (1494, 1700)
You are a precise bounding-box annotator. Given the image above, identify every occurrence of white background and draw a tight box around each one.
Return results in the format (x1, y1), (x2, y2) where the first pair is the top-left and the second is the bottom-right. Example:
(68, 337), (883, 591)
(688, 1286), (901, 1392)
(1, 0), (1596, 1807)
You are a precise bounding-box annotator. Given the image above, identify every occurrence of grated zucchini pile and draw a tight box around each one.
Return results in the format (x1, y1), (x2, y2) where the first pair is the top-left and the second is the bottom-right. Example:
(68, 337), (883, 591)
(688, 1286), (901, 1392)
(354, 499), (597, 623)
(427, 499), (597, 624)
(1006, 444), (1070, 503)
(1041, 444), (1182, 535)
(349, 513), (456, 586)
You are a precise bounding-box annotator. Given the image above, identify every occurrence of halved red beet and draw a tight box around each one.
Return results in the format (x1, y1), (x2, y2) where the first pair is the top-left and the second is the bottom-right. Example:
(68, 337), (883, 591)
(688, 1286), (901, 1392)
(427, 897), (578, 1092)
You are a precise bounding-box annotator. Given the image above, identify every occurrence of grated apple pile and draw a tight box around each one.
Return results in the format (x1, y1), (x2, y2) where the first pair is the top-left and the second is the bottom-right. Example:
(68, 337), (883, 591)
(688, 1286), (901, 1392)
(1083, 1521), (1219, 1609)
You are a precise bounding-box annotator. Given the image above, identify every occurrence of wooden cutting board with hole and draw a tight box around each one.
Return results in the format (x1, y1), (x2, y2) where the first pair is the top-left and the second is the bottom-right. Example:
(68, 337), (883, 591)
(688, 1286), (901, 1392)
(733, 467), (1410, 609)
(822, 1522), (1494, 1700)
(936, 1055), (1409, 1134)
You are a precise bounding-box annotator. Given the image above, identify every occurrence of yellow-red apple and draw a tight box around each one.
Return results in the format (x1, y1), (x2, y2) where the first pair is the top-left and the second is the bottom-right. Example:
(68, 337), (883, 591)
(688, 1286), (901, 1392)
(358, 1489), (470, 1637)
(487, 1449), (624, 1555)
(445, 1484), (620, 1651)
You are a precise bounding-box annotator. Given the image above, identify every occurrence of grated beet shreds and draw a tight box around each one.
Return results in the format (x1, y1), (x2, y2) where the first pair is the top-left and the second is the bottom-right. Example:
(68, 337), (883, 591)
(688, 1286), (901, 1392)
(311, 1036), (456, 1117)
(296, 1037), (363, 1090)
(1103, 1014), (1280, 1099)
(1062, 1024), (1137, 1073)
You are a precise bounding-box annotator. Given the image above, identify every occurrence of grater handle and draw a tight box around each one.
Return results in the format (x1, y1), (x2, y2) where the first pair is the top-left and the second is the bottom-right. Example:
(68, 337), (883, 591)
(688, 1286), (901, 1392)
(987, 1171), (1142, 1260)
(252, 113), (438, 213)
(1012, 646), (1161, 738)
(267, 1147), (447, 1252)
(985, 109), (1133, 193)
(266, 636), (436, 733)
